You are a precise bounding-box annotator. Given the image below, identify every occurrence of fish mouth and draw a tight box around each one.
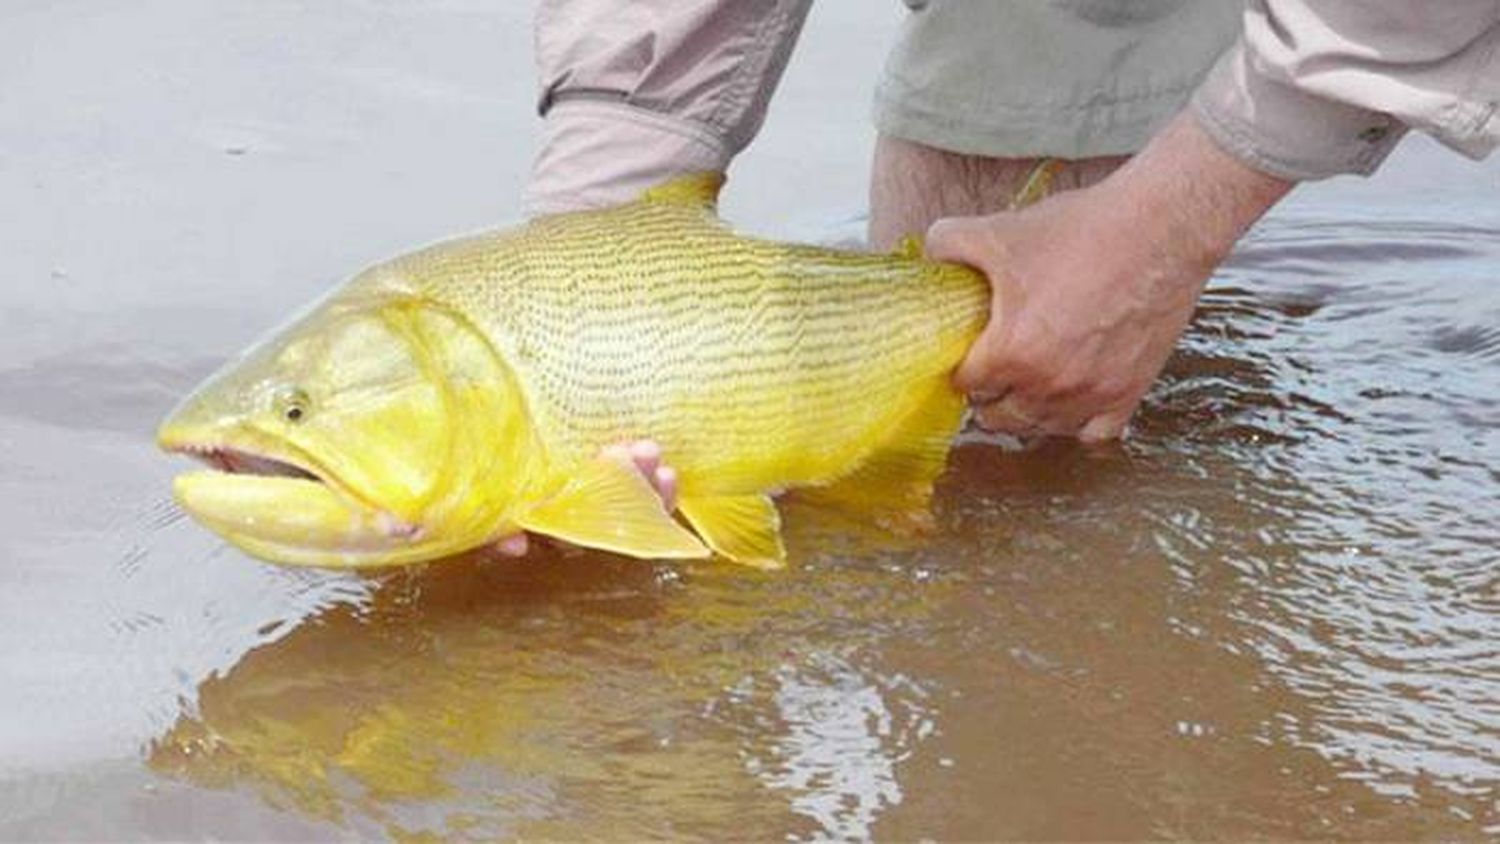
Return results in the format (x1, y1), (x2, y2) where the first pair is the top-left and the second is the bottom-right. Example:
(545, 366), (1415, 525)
(159, 432), (426, 566)
(171, 442), (323, 482)
(160, 432), (335, 494)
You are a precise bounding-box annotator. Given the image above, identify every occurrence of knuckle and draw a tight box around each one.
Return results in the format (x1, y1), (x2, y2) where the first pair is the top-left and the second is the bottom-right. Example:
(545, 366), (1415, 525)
(926, 219), (973, 260)
(1050, 373), (1087, 400)
(1092, 376), (1134, 405)
(1033, 369), (1081, 402)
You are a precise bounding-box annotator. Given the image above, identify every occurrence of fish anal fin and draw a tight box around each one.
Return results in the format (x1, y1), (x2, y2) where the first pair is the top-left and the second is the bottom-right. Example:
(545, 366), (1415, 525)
(677, 494), (786, 570)
(515, 457), (709, 560)
(640, 172), (725, 210)
(797, 378), (964, 534)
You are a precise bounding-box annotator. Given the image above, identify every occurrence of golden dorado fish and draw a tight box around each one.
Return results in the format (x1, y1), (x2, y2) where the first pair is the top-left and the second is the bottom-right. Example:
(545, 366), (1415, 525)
(157, 172), (1027, 569)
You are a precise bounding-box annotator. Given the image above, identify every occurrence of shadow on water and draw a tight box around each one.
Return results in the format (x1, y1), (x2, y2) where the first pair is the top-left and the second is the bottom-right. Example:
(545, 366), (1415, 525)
(8, 216), (1496, 841)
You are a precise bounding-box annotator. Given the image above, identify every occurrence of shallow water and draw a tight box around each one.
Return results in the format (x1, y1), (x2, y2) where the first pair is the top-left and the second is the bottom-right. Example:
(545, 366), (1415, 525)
(3, 2), (1499, 841)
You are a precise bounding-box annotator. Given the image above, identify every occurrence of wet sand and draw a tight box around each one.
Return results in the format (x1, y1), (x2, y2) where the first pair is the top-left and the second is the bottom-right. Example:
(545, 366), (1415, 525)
(2, 1), (1498, 840)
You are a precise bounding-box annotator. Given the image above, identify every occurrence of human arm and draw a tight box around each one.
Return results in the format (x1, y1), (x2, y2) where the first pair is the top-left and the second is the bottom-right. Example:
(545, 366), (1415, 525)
(930, 0), (1500, 441)
(1193, 0), (1500, 180)
(525, 0), (814, 216)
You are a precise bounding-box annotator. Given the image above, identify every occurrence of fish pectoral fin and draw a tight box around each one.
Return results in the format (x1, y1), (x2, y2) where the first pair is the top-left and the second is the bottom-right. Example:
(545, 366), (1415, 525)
(677, 494), (786, 570)
(796, 376), (964, 533)
(640, 172), (725, 210)
(515, 457), (709, 560)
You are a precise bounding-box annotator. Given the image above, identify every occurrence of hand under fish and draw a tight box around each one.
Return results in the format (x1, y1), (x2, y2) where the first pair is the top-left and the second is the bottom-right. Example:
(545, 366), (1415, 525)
(492, 440), (675, 557)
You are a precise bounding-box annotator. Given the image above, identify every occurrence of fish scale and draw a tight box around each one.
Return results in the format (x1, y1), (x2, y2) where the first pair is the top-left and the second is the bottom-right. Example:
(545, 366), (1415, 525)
(400, 186), (988, 495)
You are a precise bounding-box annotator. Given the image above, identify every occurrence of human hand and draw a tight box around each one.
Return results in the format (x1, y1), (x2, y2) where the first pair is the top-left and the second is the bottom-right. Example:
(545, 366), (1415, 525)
(492, 440), (678, 556)
(927, 112), (1293, 442)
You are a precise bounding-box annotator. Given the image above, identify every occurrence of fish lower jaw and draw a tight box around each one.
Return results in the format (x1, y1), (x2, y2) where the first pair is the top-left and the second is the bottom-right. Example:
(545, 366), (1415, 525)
(170, 470), (443, 567)
(163, 442), (454, 564)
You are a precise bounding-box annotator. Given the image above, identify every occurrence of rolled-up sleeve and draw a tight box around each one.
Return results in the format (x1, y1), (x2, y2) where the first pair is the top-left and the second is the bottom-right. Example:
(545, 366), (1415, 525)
(1192, 1), (1500, 180)
(524, 0), (814, 215)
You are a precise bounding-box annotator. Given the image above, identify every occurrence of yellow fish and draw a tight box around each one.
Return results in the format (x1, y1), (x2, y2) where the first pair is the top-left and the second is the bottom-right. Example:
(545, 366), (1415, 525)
(157, 170), (1048, 569)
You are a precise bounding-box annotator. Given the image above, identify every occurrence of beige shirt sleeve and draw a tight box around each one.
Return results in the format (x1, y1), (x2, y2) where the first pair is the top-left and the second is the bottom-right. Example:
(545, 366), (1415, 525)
(524, 0), (813, 216)
(1193, 1), (1500, 181)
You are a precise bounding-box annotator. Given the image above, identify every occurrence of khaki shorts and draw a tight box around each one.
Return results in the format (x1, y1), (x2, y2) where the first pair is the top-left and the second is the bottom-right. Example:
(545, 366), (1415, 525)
(874, 0), (1241, 158)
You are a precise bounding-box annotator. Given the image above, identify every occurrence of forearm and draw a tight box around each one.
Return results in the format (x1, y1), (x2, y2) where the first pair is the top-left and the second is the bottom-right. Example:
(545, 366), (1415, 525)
(1100, 112), (1293, 290)
(526, 0), (814, 215)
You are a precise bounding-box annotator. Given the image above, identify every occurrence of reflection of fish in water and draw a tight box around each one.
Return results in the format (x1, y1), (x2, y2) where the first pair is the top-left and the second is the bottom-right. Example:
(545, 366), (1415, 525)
(148, 572), (553, 829)
(156, 170), (1050, 569)
(146, 552), (847, 839)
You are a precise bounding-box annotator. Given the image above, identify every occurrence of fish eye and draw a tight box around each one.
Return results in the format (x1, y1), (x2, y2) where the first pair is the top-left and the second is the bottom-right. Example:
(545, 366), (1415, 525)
(273, 387), (311, 424)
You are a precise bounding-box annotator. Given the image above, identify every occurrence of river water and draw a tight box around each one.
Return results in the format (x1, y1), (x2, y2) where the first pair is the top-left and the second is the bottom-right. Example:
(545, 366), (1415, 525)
(2, 2), (1497, 841)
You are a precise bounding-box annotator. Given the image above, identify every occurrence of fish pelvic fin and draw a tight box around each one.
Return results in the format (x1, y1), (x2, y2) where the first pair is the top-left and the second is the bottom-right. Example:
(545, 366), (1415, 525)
(796, 375), (965, 533)
(640, 171), (725, 210)
(677, 494), (786, 570)
(515, 456), (709, 560)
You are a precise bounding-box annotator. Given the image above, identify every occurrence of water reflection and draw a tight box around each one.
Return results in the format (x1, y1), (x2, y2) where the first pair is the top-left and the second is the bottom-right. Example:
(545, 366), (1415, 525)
(750, 655), (916, 838)
(146, 536), (948, 840)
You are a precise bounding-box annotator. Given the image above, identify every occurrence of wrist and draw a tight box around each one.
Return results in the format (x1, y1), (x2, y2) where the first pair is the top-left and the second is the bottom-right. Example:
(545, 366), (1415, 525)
(1101, 110), (1293, 274)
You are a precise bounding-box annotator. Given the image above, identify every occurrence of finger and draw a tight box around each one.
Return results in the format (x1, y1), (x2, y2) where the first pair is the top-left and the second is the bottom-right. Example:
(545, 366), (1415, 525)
(972, 394), (1047, 437)
(601, 441), (676, 508)
(952, 323), (1006, 394)
(654, 465), (679, 512)
(929, 216), (1024, 396)
(925, 215), (994, 267)
(628, 440), (662, 479)
(494, 533), (529, 557)
(966, 385), (1010, 405)
(1078, 410), (1132, 444)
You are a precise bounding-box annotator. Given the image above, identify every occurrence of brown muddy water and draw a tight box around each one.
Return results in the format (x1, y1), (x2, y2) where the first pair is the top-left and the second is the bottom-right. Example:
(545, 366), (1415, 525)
(3, 2), (1498, 841)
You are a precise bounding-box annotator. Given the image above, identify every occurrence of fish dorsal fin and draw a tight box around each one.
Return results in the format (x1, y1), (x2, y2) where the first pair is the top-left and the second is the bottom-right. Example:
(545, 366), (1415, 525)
(677, 494), (786, 570)
(892, 234), (924, 261)
(515, 456), (709, 559)
(1009, 158), (1064, 211)
(640, 172), (725, 210)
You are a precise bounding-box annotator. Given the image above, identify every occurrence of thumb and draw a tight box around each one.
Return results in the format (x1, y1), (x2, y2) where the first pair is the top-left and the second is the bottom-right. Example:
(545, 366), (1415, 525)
(925, 214), (1003, 269)
(929, 215), (1013, 394)
(952, 315), (1003, 395)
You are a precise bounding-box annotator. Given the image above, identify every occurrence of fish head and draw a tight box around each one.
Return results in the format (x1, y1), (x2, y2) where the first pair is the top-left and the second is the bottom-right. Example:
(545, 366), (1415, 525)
(158, 286), (535, 567)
